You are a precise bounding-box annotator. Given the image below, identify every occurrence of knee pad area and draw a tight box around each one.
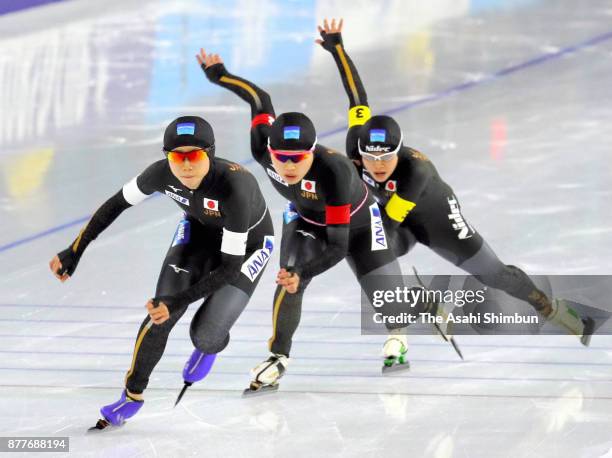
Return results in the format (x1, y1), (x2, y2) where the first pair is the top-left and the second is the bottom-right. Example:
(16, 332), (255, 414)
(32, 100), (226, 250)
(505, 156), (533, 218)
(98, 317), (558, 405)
(189, 327), (230, 354)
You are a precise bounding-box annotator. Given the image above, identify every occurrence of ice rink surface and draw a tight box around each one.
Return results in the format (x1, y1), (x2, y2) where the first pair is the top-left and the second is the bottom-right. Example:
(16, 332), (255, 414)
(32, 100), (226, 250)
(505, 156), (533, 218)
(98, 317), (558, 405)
(1, 0), (612, 456)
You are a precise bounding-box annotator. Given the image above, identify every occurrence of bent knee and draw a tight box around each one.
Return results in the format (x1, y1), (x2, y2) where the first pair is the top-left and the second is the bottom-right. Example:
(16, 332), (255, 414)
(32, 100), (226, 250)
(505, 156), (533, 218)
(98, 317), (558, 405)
(189, 329), (230, 354)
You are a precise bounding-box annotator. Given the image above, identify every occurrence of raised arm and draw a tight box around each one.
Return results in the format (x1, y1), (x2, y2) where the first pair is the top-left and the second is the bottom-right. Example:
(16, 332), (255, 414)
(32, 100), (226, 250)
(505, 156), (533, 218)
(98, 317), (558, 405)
(197, 49), (276, 162)
(316, 18), (371, 161)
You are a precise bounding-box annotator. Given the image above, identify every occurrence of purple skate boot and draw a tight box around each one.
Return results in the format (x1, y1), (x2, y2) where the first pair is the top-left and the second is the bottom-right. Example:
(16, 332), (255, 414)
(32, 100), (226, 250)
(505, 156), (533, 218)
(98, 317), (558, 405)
(88, 390), (144, 432)
(174, 349), (216, 406)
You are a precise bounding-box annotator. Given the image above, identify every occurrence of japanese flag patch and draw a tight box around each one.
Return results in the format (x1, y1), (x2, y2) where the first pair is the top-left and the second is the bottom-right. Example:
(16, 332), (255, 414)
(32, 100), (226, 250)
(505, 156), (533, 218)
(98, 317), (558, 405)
(385, 180), (397, 192)
(204, 198), (219, 211)
(301, 179), (316, 193)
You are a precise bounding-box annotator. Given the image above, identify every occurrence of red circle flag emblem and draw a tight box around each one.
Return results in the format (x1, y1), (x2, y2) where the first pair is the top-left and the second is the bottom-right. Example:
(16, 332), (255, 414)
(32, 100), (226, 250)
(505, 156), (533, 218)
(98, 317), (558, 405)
(301, 180), (316, 193)
(385, 180), (396, 191)
(203, 198), (219, 211)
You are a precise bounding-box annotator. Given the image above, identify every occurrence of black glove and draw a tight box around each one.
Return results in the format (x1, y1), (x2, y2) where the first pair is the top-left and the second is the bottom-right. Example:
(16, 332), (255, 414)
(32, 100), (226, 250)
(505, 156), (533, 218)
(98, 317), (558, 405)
(318, 29), (343, 53)
(56, 247), (82, 276)
(202, 62), (229, 84)
(285, 265), (303, 277)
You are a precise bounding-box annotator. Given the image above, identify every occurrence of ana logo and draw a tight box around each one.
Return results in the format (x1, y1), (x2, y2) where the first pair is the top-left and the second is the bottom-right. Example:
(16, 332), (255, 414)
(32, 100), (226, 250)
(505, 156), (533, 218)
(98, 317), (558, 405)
(369, 203), (388, 251)
(267, 168), (289, 186)
(283, 202), (299, 224)
(301, 180), (316, 193)
(165, 190), (190, 206)
(385, 180), (397, 192)
(168, 185), (183, 193)
(447, 196), (474, 240)
(204, 198), (219, 211)
(171, 220), (191, 247)
(365, 144), (391, 153)
(241, 235), (275, 282)
(362, 172), (376, 187)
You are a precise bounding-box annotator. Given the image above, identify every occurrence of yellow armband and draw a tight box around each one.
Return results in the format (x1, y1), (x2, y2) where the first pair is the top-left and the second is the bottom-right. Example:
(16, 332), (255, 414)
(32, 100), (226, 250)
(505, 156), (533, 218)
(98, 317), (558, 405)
(348, 105), (371, 128)
(385, 194), (416, 223)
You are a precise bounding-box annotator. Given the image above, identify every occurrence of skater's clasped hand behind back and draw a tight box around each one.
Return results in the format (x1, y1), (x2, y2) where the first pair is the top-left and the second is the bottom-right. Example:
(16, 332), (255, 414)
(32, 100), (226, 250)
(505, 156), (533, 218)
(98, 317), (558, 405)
(145, 299), (170, 325)
(276, 268), (300, 294)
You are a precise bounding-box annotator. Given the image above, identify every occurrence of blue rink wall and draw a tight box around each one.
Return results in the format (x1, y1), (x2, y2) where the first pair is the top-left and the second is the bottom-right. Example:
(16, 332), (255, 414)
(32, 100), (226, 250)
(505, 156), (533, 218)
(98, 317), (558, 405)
(0, 0), (66, 16)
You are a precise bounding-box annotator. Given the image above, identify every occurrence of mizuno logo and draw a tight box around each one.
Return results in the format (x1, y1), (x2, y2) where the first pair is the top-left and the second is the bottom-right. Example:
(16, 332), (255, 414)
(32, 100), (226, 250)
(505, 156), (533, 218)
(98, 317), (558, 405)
(168, 185), (182, 193)
(169, 264), (189, 274)
(296, 230), (316, 239)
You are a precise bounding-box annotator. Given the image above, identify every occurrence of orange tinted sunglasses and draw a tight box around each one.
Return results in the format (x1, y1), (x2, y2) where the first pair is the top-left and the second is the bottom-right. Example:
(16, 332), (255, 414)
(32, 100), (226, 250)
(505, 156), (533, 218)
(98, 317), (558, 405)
(164, 148), (207, 164)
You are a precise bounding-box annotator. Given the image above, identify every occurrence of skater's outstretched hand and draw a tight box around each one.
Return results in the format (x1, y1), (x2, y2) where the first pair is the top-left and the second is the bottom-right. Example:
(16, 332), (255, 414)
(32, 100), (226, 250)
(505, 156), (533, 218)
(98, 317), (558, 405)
(49, 247), (81, 282)
(276, 268), (300, 294)
(49, 254), (70, 283)
(146, 299), (169, 325)
(196, 48), (229, 84)
(196, 48), (223, 69)
(315, 17), (343, 52)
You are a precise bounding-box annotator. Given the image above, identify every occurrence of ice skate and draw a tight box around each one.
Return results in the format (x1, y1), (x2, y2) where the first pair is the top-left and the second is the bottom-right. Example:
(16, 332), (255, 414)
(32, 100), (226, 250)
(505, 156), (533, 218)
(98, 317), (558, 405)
(548, 298), (595, 347)
(87, 390), (143, 433)
(243, 354), (289, 397)
(174, 350), (216, 406)
(413, 267), (464, 359)
(382, 332), (409, 374)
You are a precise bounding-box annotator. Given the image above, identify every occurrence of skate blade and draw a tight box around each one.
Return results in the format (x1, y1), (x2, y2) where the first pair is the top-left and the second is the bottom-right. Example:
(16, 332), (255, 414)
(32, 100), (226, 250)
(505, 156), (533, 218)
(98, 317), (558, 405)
(381, 362), (410, 374)
(581, 317), (595, 347)
(449, 337), (464, 360)
(86, 419), (117, 433)
(174, 382), (191, 407)
(434, 324), (464, 360)
(242, 383), (279, 397)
